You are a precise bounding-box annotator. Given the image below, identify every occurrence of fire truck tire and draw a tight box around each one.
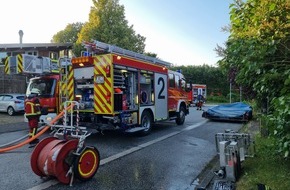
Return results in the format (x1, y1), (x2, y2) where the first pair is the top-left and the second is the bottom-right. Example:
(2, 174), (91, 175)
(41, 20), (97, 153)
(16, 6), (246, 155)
(176, 106), (186, 125)
(139, 110), (152, 136)
(74, 146), (100, 181)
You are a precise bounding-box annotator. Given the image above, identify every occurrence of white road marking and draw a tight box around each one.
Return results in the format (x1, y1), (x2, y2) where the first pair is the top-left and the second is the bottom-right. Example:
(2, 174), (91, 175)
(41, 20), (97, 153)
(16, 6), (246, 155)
(183, 120), (208, 131)
(27, 180), (59, 190)
(27, 120), (207, 190)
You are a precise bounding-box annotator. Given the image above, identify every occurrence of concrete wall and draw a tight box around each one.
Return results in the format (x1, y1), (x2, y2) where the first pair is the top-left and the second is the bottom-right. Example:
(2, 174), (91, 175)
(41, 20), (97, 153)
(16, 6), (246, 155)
(0, 66), (27, 94)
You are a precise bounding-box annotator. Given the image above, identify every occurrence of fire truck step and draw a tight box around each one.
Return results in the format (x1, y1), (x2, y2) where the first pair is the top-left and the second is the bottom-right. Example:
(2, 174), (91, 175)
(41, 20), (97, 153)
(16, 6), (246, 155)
(125, 127), (145, 133)
(169, 116), (177, 120)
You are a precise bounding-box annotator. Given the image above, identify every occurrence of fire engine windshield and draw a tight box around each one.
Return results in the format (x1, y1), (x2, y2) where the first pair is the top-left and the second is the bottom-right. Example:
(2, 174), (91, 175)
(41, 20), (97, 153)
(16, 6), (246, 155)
(26, 78), (56, 98)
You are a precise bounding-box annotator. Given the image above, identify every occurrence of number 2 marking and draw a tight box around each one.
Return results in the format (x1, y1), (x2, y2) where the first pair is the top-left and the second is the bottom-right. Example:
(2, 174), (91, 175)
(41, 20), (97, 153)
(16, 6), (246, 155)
(158, 77), (165, 99)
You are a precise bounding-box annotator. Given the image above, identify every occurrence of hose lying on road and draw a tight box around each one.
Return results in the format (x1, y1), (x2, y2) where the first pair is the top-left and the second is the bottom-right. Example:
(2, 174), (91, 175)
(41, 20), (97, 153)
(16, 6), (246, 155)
(0, 126), (47, 148)
(0, 104), (74, 153)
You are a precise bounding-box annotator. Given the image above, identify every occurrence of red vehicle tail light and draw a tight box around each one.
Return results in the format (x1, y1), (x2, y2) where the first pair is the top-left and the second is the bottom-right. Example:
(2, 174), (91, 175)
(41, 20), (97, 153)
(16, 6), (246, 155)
(105, 65), (110, 77)
(106, 92), (111, 103)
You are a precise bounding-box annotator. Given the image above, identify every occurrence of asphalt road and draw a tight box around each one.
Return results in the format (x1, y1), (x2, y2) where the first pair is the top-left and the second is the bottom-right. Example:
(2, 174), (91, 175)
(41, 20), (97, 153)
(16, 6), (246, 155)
(0, 106), (243, 190)
(0, 112), (26, 133)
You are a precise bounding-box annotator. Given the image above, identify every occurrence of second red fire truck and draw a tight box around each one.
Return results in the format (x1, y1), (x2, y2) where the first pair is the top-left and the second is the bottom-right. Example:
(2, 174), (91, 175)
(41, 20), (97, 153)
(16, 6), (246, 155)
(5, 40), (190, 135)
(187, 84), (207, 107)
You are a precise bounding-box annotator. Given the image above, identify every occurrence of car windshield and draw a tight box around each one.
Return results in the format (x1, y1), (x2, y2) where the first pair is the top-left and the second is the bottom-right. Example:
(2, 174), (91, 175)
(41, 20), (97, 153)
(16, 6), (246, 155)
(26, 78), (56, 97)
(16, 96), (25, 100)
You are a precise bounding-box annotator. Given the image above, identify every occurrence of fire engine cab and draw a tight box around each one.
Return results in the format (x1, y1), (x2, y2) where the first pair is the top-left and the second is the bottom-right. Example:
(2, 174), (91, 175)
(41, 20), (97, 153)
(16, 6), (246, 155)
(5, 40), (190, 135)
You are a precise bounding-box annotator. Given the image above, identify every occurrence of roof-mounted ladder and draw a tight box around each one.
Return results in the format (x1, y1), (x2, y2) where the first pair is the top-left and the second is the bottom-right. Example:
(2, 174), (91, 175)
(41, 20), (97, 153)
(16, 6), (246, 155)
(83, 40), (172, 68)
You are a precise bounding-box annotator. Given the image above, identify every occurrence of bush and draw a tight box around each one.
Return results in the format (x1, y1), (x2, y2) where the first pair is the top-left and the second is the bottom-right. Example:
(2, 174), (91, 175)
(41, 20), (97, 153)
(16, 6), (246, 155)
(206, 95), (228, 103)
(226, 92), (241, 103)
(236, 134), (290, 190)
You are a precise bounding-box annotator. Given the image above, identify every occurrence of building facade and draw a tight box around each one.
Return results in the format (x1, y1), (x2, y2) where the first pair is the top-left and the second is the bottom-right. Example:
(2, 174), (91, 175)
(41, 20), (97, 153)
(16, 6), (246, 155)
(0, 43), (72, 93)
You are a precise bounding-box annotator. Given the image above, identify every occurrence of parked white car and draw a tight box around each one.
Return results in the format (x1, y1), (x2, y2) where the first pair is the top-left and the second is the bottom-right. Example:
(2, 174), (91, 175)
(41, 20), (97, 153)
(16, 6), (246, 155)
(0, 93), (25, 116)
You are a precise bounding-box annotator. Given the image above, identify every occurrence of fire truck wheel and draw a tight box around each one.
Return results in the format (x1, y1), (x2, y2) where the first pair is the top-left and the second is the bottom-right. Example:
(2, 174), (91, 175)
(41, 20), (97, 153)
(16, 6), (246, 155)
(74, 146), (100, 181)
(176, 106), (186, 125)
(139, 110), (152, 136)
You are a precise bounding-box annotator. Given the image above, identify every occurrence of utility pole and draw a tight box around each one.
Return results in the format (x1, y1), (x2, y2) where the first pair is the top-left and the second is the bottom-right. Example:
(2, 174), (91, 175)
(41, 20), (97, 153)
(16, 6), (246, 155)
(229, 79), (232, 103)
(240, 86), (242, 102)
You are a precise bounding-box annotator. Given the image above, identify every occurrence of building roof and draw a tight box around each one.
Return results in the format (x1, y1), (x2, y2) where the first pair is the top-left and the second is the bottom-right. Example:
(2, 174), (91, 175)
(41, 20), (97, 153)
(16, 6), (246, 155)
(0, 43), (73, 52)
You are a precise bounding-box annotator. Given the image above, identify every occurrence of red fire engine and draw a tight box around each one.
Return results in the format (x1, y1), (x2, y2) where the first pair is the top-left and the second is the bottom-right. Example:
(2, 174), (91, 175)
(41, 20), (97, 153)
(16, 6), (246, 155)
(187, 84), (207, 106)
(5, 41), (190, 135)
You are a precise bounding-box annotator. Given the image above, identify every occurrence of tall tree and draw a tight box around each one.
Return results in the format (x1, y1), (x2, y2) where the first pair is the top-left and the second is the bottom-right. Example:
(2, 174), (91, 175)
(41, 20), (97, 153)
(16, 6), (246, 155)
(172, 65), (229, 96)
(77, 0), (146, 53)
(51, 22), (83, 43)
(219, 0), (290, 157)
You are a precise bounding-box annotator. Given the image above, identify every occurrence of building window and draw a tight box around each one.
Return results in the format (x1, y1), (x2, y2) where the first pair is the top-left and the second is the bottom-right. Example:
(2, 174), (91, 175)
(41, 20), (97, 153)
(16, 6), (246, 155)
(59, 50), (72, 57)
(49, 52), (58, 60)
(0, 52), (7, 64)
(25, 51), (38, 56)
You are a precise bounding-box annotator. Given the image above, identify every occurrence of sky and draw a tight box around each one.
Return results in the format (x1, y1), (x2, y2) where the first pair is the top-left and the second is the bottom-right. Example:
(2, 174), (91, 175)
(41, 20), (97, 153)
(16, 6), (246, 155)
(0, 0), (232, 66)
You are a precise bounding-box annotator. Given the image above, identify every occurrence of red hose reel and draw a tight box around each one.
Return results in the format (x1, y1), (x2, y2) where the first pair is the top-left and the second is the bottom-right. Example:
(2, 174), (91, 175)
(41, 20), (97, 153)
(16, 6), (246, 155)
(31, 137), (100, 185)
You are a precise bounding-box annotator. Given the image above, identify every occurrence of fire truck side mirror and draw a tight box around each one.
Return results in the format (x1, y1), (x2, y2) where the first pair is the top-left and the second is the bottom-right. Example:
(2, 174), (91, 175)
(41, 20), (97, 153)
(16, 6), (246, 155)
(185, 83), (192, 92)
(179, 79), (182, 88)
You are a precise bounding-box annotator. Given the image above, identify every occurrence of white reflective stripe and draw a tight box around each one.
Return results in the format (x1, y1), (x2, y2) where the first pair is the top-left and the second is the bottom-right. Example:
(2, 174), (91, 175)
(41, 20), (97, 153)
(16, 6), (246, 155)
(43, 160), (49, 176)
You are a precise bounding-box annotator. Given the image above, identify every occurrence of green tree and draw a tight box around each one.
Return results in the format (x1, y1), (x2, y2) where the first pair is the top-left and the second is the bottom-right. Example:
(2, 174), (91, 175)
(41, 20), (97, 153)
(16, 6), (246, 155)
(51, 22), (83, 43)
(219, 0), (290, 156)
(77, 0), (146, 53)
(144, 52), (157, 58)
(172, 65), (229, 97)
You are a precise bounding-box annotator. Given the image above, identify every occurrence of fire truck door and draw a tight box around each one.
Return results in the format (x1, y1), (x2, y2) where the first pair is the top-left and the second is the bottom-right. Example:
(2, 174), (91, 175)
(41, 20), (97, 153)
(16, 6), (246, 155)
(154, 73), (168, 120)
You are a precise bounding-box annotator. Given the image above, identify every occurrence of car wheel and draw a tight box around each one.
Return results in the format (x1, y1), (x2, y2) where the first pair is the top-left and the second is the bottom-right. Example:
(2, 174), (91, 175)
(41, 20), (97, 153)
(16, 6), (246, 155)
(7, 106), (15, 116)
(176, 106), (186, 125)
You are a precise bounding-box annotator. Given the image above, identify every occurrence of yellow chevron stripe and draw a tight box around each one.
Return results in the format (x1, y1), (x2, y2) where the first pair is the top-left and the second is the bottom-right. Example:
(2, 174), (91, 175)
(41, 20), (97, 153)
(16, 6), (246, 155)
(61, 79), (67, 96)
(94, 100), (104, 113)
(94, 85), (111, 113)
(4, 57), (10, 74)
(58, 66), (74, 111)
(95, 63), (106, 76)
(17, 54), (23, 73)
(96, 88), (108, 104)
(93, 104), (101, 113)
(68, 66), (74, 101)
(103, 55), (111, 64)
(93, 60), (105, 114)
(94, 85), (112, 113)
(93, 55), (113, 114)
(61, 74), (67, 86)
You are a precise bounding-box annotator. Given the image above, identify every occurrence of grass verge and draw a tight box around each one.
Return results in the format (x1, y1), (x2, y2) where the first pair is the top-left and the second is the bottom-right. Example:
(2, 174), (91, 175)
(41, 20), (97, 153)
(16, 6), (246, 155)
(236, 132), (290, 190)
